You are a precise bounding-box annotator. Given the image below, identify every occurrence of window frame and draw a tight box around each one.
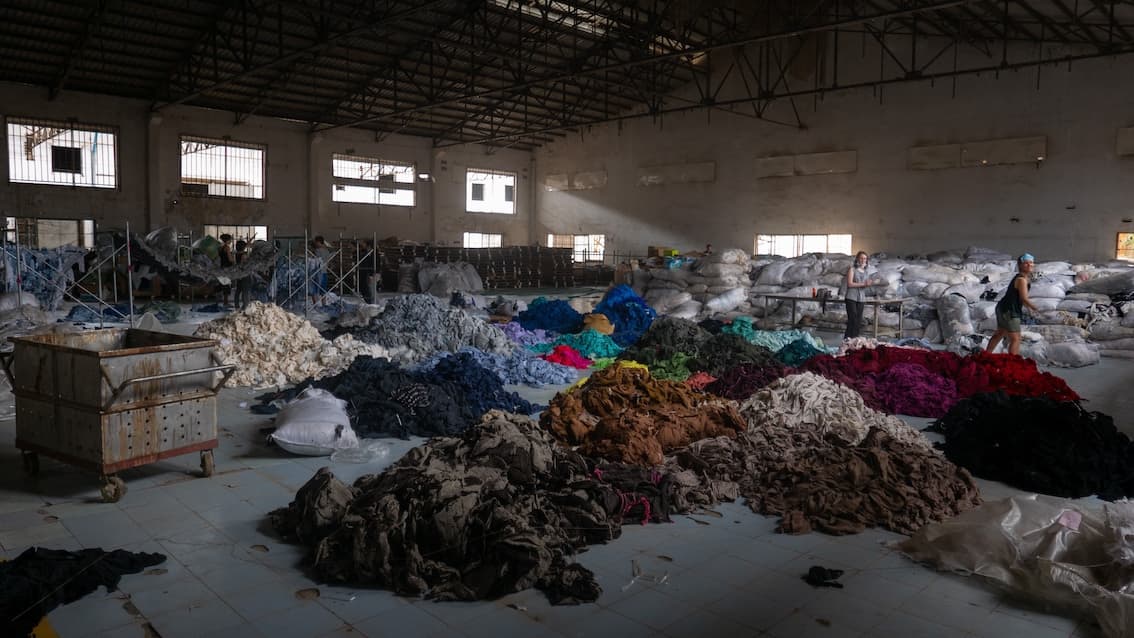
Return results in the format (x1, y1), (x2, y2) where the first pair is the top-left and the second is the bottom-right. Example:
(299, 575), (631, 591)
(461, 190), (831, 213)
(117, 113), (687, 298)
(463, 232), (503, 249)
(547, 233), (605, 262)
(5, 116), (119, 189)
(202, 224), (269, 243)
(331, 153), (416, 207)
(179, 135), (267, 201)
(755, 233), (853, 258)
(465, 168), (517, 215)
(1118, 232), (1134, 262)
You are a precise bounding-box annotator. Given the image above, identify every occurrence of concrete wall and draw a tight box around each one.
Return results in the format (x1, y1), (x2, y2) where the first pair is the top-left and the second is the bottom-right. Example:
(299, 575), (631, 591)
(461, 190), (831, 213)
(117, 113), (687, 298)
(0, 81), (534, 244)
(535, 46), (1134, 262)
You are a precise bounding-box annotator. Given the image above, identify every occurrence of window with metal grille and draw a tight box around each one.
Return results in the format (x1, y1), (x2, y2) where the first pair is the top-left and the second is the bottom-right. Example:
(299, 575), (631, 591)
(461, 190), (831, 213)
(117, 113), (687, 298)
(5, 117), (118, 188)
(180, 136), (266, 199)
(331, 154), (415, 206)
(1118, 233), (1134, 261)
(547, 233), (605, 262)
(466, 169), (516, 214)
(755, 233), (852, 258)
(463, 232), (502, 248)
(203, 224), (268, 243)
(3, 216), (95, 248)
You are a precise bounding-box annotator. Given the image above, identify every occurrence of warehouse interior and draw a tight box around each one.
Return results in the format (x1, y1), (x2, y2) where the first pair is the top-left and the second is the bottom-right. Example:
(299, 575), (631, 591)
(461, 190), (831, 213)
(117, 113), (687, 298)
(2, 1), (1134, 637)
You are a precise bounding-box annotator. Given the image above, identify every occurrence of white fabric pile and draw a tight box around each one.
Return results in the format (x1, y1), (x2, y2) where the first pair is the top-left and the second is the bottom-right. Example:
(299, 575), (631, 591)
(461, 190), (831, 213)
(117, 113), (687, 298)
(635, 248), (752, 319)
(738, 372), (933, 452)
(195, 301), (396, 388)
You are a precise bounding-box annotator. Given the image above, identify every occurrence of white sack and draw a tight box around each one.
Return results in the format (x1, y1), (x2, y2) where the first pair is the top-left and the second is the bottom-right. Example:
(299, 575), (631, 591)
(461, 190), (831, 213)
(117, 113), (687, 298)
(270, 388), (358, 456)
(1047, 341), (1100, 367)
(704, 287), (747, 314)
(936, 294), (974, 340)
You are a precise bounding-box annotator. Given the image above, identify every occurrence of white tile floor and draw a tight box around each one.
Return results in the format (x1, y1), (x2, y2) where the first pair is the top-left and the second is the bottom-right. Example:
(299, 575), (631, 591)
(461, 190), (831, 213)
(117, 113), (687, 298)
(0, 326), (1130, 638)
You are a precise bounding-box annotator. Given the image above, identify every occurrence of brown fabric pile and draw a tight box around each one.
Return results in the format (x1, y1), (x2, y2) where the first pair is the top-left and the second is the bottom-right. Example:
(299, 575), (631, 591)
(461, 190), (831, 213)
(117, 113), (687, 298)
(540, 364), (747, 466)
(669, 373), (982, 535)
(271, 411), (690, 604)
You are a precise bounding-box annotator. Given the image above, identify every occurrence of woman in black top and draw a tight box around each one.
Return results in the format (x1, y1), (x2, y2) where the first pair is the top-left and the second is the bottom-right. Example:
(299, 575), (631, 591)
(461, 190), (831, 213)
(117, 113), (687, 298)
(218, 233), (234, 306)
(986, 254), (1040, 355)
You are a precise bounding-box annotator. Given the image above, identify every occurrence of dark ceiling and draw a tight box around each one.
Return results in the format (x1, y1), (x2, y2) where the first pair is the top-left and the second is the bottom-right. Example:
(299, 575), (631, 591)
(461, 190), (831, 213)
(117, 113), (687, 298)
(1, 0), (1132, 150)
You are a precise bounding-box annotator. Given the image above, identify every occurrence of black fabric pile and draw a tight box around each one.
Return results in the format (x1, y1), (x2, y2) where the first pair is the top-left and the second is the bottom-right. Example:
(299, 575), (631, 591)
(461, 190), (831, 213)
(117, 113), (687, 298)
(697, 318), (727, 334)
(412, 351), (538, 417)
(1, 547), (166, 637)
(270, 411), (691, 604)
(257, 357), (468, 438)
(619, 317), (711, 363)
(692, 334), (779, 377)
(928, 392), (1134, 500)
(255, 354), (540, 438)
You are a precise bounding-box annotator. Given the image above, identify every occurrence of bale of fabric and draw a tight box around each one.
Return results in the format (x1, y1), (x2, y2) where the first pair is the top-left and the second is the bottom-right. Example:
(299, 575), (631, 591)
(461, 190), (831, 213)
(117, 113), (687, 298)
(417, 261), (484, 297)
(271, 413), (626, 604)
(929, 392), (1134, 500)
(541, 364), (746, 466)
(518, 298), (584, 334)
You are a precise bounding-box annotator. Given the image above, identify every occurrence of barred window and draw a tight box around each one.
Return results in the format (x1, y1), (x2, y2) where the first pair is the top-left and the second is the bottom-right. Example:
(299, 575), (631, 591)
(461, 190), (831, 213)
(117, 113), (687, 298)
(6, 117), (118, 188)
(180, 136), (266, 199)
(203, 224), (268, 242)
(331, 154), (415, 206)
(463, 232), (502, 248)
(755, 234), (852, 257)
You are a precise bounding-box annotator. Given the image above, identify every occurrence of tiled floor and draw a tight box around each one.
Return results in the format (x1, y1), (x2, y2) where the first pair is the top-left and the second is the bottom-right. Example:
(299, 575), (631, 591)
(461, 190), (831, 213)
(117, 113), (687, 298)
(0, 324), (1129, 638)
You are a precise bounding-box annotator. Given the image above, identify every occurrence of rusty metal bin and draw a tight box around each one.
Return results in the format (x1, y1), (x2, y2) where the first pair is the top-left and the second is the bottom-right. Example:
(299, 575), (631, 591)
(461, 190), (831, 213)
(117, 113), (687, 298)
(2, 328), (235, 502)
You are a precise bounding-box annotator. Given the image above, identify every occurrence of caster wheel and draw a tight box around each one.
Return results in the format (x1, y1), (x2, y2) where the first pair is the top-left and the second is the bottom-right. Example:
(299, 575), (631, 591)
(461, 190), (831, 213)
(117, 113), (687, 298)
(100, 476), (127, 503)
(21, 452), (39, 476)
(200, 450), (215, 477)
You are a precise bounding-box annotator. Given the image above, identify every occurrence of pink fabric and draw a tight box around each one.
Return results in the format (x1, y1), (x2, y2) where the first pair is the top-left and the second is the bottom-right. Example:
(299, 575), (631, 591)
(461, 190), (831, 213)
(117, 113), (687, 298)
(541, 345), (593, 369)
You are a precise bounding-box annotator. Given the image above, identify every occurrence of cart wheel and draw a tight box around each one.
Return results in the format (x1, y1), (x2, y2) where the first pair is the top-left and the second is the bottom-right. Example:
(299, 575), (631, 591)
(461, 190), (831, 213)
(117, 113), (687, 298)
(100, 476), (127, 503)
(21, 452), (39, 476)
(200, 450), (215, 477)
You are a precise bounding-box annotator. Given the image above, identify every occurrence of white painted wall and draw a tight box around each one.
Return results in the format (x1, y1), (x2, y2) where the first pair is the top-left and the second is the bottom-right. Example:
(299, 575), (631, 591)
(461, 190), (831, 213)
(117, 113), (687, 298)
(0, 81), (534, 244)
(535, 48), (1134, 262)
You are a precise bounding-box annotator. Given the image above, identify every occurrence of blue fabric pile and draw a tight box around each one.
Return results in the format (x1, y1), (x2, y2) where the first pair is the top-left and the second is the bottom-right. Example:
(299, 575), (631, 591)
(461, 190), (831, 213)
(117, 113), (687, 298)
(774, 338), (827, 366)
(499, 321), (552, 347)
(142, 301), (181, 323)
(593, 285), (656, 347)
(413, 351), (539, 416)
(413, 346), (576, 387)
(517, 298), (583, 334)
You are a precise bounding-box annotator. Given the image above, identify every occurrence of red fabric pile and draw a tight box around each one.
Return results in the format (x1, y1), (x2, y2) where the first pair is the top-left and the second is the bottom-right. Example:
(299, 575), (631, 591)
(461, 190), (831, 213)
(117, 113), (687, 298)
(684, 371), (718, 390)
(795, 347), (1079, 417)
(540, 345), (593, 369)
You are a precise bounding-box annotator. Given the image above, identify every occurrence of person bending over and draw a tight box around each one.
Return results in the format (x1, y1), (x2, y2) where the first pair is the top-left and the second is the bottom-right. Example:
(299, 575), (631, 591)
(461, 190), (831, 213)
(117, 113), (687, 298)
(986, 253), (1040, 355)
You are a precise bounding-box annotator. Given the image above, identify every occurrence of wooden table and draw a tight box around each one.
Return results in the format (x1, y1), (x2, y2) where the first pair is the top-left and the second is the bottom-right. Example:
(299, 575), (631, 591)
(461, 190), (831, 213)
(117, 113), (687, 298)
(761, 294), (915, 338)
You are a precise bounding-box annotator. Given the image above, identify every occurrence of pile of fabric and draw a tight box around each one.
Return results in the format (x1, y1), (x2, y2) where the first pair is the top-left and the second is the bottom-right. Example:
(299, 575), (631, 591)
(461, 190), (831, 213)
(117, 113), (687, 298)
(540, 364), (746, 466)
(794, 346), (1079, 417)
(271, 412), (630, 604)
(499, 321), (550, 347)
(929, 392), (1134, 499)
(635, 248), (753, 319)
(330, 294), (514, 363)
(196, 301), (393, 387)
(531, 328), (623, 359)
(134, 227), (277, 284)
(592, 285), (656, 346)
(517, 298), (584, 334)
(412, 346), (577, 387)
(674, 373), (981, 535)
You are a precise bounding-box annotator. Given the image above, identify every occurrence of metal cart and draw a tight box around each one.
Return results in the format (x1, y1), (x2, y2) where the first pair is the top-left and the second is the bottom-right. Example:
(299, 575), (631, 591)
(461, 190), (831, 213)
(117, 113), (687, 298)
(2, 329), (235, 502)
